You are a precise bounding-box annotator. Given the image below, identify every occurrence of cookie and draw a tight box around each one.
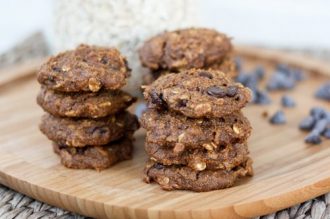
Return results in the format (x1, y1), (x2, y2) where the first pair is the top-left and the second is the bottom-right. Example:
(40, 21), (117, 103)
(139, 28), (232, 71)
(143, 54), (237, 85)
(40, 111), (139, 147)
(37, 44), (130, 92)
(143, 69), (252, 118)
(37, 86), (136, 118)
(53, 137), (133, 170)
(145, 142), (249, 171)
(140, 109), (251, 148)
(144, 158), (253, 192)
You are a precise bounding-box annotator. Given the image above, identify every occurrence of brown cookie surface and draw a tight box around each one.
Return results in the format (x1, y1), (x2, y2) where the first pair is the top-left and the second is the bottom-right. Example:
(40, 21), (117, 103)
(143, 69), (252, 118)
(144, 158), (253, 192)
(40, 111), (139, 147)
(37, 86), (136, 118)
(143, 54), (237, 85)
(139, 28), (232, 71)
(37, 44), (130, 92)
(53, 137), (133, 171)
(145, 142), (249, 171)
(140, 109), (251, 148)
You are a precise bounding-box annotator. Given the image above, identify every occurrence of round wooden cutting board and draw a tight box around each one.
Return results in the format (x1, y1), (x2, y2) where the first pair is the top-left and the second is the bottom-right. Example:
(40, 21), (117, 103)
(0, 46), (330, 219)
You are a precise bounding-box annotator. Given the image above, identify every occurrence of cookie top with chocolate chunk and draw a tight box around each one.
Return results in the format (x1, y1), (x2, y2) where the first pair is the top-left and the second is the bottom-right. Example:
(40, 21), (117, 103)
(143, 69), (252, 118)
(139, 28), (232, 71)
(37, 44), (130, 92)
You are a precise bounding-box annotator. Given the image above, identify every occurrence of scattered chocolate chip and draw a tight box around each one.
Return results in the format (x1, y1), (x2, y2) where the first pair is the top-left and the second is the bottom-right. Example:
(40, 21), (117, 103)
(281, 95), (296, 107)
(254, 66), (265, 79)
(269, 110), (286, 124)
(310, 107), (326, 120)
(198, 71), (213, 79)
(226, 86), (238, 97)
(313, 118), (328, 135)
(299, 116), (315, 131)
(305, 131), (322, 144)
(315, 82), (330, 101)
(207, 86), (226, 98)
(254, 89), (271, 105)
(323, 128), (330, 139)
(266, 71), (295, 91)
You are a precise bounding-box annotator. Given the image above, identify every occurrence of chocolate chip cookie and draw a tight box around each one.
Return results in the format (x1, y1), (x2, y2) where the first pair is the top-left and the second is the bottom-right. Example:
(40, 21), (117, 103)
(139, 28), (232, 72)
(144, 158), (253, 192)
(40, 111), (139, 147)
(140, 109), (251, 148)
(37, 86), (136, 118)
(53, 137), (133, 170)
(143, 69), (252, 118)
(37, 44), (130, 92)
(145, 142), (249, 171)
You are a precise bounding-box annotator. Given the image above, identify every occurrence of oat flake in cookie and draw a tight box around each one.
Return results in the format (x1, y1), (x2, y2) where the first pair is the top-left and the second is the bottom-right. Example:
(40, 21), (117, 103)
(53, 137), (133, 171)
(139, 28), (232, 72)
(143, 69), (252, 118)
(40, 112), (139, 147)
(37, 86), (136, 118)
(145, 142), (250, 171)
(144, 158), (253, 192)
(140, 109), (251, 148)
(37, 44), (130, 92)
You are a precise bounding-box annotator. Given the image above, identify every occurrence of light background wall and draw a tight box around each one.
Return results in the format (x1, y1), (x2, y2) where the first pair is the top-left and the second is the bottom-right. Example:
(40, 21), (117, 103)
(0, 0), (329, 53)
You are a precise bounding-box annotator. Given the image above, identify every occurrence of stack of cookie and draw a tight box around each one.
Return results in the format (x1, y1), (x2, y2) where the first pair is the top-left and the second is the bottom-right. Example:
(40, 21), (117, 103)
(141, 69), (253, 192)
(37, 44), (139, 171)
(139, 28), (237, 84)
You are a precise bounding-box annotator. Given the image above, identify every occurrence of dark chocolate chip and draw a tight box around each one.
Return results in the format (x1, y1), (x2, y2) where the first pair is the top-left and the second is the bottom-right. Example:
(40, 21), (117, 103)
(52, 66), (62, 72)
(88, 126), (109, 135)
(299, 116), (315, 131)
(101, 56), (109, 64)
(177, 99), (188, 107)
(226, 86), (238, 97)
(323, 128), (330, 139)
(207, 86), (226, 98)
(254, 89), (271, 105)
(254, 66), (265, 79)
(150, 91), (166, 106)
(315, 82), (330, 101)
(198, 71), (213, 79)
(154, 163), (164, 170)
(305, 131), (322, 144)
(310, 107), (326, 120)
(269, 110), (286, 124)
(281, 95), (296, 107)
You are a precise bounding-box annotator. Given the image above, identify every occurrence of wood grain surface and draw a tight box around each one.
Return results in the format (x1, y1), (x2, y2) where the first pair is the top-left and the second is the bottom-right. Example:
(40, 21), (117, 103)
(0, 47), (330, 219)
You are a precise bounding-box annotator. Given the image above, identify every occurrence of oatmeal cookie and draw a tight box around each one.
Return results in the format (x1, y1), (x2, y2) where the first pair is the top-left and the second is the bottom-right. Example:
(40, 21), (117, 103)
(37, 86), (136, 118)
(37, 44), (130, 92)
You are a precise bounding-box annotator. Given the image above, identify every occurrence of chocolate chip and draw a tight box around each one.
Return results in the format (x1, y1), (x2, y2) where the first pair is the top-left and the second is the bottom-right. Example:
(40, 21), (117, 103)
(281, 95), (296, 107)
(52, 66), (62, 72)
(154, 163), (164, 170)
(269, 110), (286, 125)
(323, 128), (330, 139)
(315, 82), (330, 101)
(198, 71), (213, 79)
(310, 107), (326, 120)
(207, 86), (226, 98)
(226, 86), (238, 97)
(305, 131), (322, 144)
(150, 91), (167, 107)
(299, 116), (315, 131)
(101, 56), (109, 64)
(177, 99), (188, 107)
(88, 126), (109, 135)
